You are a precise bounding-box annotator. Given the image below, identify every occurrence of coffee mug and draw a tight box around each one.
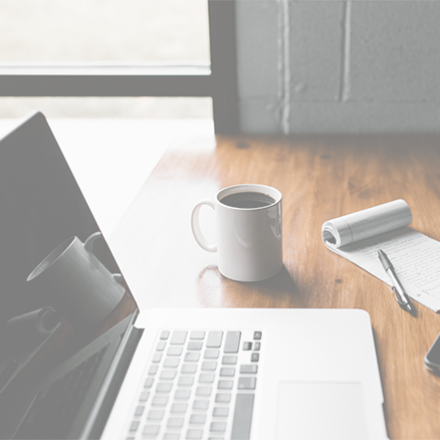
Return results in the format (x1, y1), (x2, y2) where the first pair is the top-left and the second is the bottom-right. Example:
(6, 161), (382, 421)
(191, 184), (282, 282)
(27, 232), (125, 330)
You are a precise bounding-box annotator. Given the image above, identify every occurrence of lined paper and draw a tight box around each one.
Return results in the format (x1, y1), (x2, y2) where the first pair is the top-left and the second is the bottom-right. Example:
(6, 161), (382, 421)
(322, 201), (440, 312)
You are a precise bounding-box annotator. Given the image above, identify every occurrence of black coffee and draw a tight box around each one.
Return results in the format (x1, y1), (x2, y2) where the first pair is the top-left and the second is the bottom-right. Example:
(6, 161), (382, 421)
(220, 192), (275, 209)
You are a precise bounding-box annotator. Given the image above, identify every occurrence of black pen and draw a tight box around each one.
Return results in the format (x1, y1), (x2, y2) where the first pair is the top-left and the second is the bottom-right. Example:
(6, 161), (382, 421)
(378, 249), (415, 314)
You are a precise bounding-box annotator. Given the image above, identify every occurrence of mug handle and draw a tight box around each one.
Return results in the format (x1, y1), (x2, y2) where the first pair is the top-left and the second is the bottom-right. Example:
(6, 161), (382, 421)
(191, 199), (217, 252)
(84, 231), (102, 253)
(84, 232), (125, 290)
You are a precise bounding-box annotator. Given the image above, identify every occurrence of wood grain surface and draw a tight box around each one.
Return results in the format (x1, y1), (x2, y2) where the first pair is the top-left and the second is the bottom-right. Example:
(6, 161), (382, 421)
(110, 133), (440, 439)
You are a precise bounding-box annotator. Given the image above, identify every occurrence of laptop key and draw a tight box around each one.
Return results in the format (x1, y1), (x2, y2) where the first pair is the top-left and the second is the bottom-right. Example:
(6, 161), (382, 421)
(220, 367), (235, 377)
(253, 331), (262, 340)
(196, 386), (212, 397)
(160, 330), (170, 340)
(129, 421), (139, 432)
(168, 346), (183, 356)
(240, 365), (258, 374)
(144, 378), (154, 388)
(215, 393), (231, 403)
(164, 358), (180, 368)
(188, 341), (203, 351)
(210, 422), (226, 432)
(243, 342), (252, 351)
(156, 383), (173, 393)
(175, 389), (191, 400)
(185, 352), (201, 362)
(152, 352), (163, 363)
(167, 417), (184, 428)
(224, 331), (241, 353)
(143, 425), (160, 436)
(204, 349), (219, 359)
(171, 403), (188, 413)
(238, 377), (256, 390)
(171, 331), (188, 345)
(193, 399), (209, 410)
(231, 394), (254, 440)
(222, 355), (237, 365)
(152, 396), (169, 407)
(147, 410), (165, 420)
(218, 380), (233, 390)
(181, 364), (197, 374)
(134, 405), (144, 416)
(139, 391), (150, 402)
(201, 361), (217, 371)
(156, 340), (166, 351)
(207, 331), (223, 348)
(213, 407), (229, 417)
(251, 353), (259, 362)
(160, 370), (177, 380)
(190, 331), (206, 340)
(186, 429), (203, 439)
(199, 373), (215, 383)
(189, 414), (207, 424)
(148, 365), (159, 375)
(178, 376), (194, 386)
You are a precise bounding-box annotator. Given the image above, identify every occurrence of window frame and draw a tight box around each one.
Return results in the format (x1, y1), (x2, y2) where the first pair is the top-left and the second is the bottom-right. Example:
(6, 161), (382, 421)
(0, 1), (239, 134)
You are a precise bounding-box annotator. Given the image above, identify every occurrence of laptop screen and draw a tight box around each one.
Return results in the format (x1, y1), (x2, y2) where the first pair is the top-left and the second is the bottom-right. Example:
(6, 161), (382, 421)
(0, 112), (138, 437)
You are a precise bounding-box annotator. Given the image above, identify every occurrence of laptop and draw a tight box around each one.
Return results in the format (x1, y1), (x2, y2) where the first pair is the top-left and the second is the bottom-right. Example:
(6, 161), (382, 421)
(0, 112), (388, 440)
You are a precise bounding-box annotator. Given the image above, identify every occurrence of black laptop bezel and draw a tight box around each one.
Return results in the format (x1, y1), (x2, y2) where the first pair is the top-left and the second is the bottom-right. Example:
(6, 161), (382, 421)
(0, 112), (142, 440)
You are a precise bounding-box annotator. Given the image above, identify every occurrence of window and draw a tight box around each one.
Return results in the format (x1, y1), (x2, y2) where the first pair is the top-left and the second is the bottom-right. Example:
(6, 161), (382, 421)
(0, 0), (239, 133)
(0, 1), (210, 64)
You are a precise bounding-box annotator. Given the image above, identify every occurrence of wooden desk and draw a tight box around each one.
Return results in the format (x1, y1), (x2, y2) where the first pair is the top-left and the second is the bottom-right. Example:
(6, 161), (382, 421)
(110, 133), (440, 439)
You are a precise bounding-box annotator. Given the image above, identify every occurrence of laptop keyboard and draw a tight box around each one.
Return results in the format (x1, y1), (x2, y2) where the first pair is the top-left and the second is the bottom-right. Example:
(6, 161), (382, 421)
(126, 329), (261, 440)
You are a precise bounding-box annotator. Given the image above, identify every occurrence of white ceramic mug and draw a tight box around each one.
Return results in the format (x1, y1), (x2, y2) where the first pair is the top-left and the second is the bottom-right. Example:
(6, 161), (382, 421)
(27, 232), (125, 330)
(191, 184), (283, 282)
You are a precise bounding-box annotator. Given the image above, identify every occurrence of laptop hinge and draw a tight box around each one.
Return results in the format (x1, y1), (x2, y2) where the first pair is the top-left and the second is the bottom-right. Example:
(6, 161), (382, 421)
(79, 313), (143, 440)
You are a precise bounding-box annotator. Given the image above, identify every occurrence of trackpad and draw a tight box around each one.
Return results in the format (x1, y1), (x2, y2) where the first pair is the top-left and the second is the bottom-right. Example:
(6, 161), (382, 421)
(277, 382), (368, 440)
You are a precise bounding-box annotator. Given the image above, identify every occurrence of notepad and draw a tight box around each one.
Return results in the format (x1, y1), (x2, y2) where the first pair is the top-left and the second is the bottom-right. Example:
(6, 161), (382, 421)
(322, 200), (440, 312)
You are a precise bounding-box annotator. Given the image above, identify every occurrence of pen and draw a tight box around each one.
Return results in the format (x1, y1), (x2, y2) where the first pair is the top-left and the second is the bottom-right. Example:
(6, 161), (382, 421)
(378, 249), (414, 314)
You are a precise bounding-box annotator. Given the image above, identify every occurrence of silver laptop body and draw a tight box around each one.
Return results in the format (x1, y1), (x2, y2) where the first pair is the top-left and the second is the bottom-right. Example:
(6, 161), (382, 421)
(103, 308), (387, 440)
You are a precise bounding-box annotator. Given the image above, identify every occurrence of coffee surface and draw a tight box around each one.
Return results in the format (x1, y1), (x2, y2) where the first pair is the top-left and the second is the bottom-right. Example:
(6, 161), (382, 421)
(220, 192), (275, 209)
